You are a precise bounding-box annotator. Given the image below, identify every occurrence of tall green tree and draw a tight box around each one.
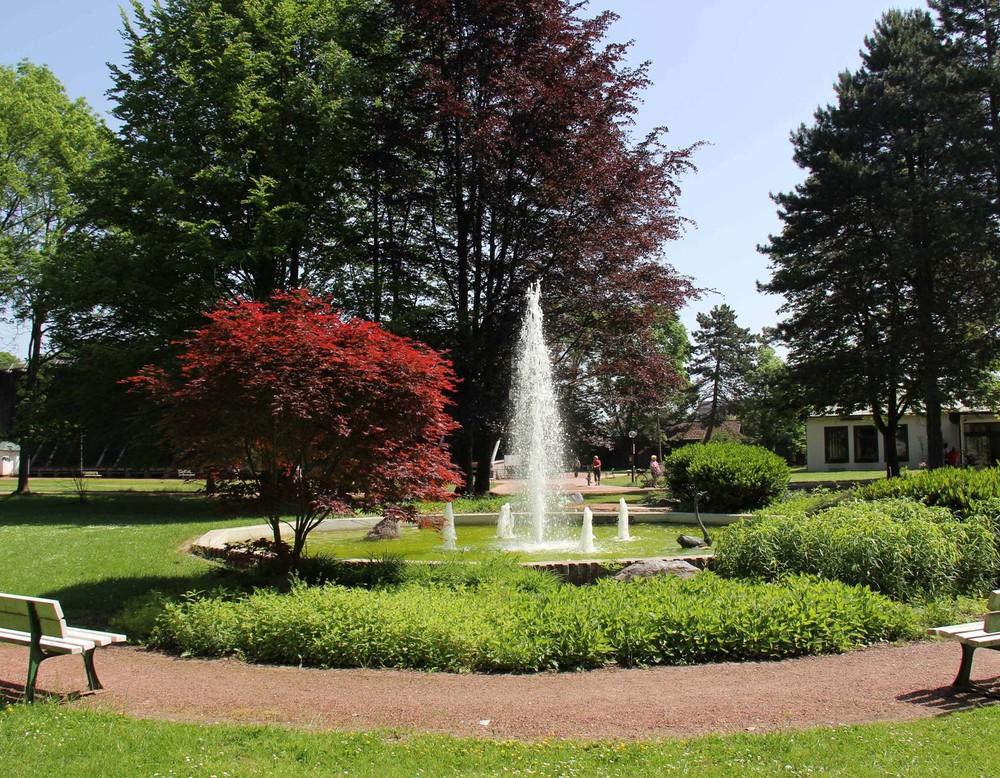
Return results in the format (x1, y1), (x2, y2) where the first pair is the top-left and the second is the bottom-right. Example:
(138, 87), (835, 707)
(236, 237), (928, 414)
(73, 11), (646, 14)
(688, 304), (756, 442)
(0, 61), (108, 492)
(82, 0), (396, 345)
(738, 344), (807, 464)
(65, 0), (697, 492)
(384, 0), (698, 490)
(762, 10), (999, 474)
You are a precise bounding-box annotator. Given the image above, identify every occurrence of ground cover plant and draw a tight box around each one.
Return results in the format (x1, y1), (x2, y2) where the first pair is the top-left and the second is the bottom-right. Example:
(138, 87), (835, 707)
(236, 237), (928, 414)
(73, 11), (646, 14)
(714, 498), (998, 600)
(146, 566), (919, 671)
(665, 442), (789, 513)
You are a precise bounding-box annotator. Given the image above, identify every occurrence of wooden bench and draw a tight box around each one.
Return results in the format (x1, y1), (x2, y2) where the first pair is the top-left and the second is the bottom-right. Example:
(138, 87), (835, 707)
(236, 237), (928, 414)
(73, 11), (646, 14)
(929, 589), (1000, 696)
(0, 593), (126, 702)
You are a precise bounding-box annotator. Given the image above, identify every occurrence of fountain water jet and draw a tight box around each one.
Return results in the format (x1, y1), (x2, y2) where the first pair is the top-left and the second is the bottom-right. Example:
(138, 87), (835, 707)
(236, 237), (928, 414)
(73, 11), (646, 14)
(579, 506), (596, 552)
(496, 503), (515, 539)
(616, 497), (632, 541)
(442, 502), (458, 551)
(509, 283), (567, 545)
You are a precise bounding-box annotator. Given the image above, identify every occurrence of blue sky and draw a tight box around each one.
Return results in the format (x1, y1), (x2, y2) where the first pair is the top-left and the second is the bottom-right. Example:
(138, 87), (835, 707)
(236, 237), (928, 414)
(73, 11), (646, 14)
(0, 0), (924, 356)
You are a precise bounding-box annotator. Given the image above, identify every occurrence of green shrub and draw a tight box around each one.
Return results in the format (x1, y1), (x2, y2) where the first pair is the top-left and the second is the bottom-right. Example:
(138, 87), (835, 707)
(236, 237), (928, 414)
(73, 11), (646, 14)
(149, 571), (918, 671)
(664, 441), (790, 512)
(855, 467), (1000, 515)
(714, 498), (998, 600)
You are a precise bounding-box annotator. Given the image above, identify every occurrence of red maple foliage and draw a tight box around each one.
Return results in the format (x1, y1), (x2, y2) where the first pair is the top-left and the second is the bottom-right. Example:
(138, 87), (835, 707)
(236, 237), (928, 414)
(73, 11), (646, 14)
(129, 290), (462, 558)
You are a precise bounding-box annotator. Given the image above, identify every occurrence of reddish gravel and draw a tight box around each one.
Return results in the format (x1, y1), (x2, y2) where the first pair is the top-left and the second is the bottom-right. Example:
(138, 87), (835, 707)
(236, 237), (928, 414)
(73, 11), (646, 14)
(2, 639), (998, 740)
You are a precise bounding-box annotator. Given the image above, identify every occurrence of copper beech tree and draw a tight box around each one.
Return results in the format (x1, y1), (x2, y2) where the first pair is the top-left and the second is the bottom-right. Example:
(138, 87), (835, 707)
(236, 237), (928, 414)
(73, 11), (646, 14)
(130, 290), (461, 559)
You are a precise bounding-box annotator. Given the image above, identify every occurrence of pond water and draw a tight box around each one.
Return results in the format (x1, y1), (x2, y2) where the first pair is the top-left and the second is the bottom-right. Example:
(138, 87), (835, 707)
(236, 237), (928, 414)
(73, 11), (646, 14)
(305, 520), (721, 562)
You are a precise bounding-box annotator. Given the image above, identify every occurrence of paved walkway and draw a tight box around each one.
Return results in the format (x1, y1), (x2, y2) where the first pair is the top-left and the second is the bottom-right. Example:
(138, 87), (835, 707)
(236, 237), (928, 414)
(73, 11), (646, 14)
(2, 640), (997, 740)
(490, 472), (648, 497)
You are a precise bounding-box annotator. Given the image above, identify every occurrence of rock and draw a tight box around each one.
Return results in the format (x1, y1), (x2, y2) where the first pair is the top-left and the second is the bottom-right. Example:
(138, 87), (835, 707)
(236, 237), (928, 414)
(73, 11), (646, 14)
(364, 518), (401, 540)
(612, 559), (702, 581)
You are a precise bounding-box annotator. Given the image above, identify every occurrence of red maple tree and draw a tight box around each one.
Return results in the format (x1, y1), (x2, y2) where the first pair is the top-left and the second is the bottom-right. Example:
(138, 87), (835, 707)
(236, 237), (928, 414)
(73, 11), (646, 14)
(130, 290), (461, 558)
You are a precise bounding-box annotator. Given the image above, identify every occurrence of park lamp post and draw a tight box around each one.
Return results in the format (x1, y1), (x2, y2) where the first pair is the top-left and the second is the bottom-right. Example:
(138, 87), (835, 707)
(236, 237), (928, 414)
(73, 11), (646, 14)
(628, 430), (637, 483)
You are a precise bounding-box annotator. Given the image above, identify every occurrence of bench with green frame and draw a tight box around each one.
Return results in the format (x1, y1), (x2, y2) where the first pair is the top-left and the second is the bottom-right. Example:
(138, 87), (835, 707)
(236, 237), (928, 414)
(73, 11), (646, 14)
(929, 589), (1000, 696)
(0, 592), (126, 702)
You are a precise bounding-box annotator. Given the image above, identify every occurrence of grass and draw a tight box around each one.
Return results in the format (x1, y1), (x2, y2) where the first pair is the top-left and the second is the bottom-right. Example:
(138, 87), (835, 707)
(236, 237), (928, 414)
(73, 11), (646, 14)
(2, 477), (204, 494)
(0, 493), (248, 625)
(788, 469), (885, 483)
(1, 702), (999, 777)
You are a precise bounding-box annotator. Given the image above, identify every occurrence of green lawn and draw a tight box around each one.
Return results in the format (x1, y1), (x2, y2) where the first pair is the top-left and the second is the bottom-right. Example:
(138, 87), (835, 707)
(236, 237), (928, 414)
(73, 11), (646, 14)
(2, 477), (203, 494)
(0, 488), (995, 775)
(787, 468), (885, 483)
(0, 493), (247, 625)
(1, 702), (998, 777)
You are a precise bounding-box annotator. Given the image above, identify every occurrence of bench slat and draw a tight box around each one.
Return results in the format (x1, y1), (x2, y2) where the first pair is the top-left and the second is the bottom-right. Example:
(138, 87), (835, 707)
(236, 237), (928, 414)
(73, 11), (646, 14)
(928, 622), (986, 637)
(0, 628), (95, 655)
(64, 627), (127, 646)
(0, 593), (67, 638)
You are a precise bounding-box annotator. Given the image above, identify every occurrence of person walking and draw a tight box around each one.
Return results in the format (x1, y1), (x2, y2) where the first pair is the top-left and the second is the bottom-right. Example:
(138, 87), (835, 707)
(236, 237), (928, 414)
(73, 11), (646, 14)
(591, 455), (602, 485)
(573, 457), (581, 478)
(649, 455), (662, 487)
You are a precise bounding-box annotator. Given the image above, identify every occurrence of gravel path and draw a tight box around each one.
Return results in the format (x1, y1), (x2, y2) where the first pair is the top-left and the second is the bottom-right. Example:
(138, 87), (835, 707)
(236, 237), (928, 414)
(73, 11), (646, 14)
(3, 640), (998, 740)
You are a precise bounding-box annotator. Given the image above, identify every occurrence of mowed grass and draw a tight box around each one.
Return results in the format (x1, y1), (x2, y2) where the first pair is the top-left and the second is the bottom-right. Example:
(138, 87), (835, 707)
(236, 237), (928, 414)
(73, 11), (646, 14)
(1, 702), (999, 777)
(2, 477), (203, 494)
(0, 492), (249, 625)
(788, 469), (885, 483)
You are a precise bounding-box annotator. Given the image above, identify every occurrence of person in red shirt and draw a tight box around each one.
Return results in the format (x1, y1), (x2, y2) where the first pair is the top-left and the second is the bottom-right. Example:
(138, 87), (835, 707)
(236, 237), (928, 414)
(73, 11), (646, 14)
(591, 455), (602, 485)
(946, 446), (961, 467)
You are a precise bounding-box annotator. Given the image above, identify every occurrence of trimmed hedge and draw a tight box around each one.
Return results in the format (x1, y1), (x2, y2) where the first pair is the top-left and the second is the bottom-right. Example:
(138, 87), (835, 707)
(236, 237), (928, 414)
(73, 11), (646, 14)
(714, 498), (998, 600)
(664, 441), (790, 512)
(148, 570), (917, 671)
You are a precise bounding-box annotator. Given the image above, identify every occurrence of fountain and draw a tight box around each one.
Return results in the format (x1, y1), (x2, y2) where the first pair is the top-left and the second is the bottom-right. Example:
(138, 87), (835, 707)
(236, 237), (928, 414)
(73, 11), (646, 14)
(508, 282), (567, 547)
(442, 502), (458, 551)
(578, 506), (596, 552)
(496, 503), (515, 540)
(616, 497), (632, 541)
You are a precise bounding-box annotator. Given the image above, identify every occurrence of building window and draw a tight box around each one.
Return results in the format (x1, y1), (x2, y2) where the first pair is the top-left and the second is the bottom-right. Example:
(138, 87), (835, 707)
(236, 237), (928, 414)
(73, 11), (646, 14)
(825, 426), (849, 463)
(854, 426), (879, 463)
(895, 425), (909, 461)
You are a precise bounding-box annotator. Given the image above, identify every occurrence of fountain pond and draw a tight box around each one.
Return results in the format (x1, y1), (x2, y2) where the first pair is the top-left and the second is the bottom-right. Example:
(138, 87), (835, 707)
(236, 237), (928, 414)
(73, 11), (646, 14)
(305, 516), (725, 563)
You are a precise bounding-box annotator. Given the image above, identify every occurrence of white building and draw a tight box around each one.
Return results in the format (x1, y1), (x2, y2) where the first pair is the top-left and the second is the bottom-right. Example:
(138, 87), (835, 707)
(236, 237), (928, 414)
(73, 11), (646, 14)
(805, 410), (1000, 472)
(0, 441), (20, 477)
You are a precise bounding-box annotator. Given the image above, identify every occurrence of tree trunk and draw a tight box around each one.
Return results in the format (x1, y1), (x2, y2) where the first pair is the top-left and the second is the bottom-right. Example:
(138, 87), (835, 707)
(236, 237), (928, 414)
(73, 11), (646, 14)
(15, 313), (44, 495)
(924, 389), (944, 469)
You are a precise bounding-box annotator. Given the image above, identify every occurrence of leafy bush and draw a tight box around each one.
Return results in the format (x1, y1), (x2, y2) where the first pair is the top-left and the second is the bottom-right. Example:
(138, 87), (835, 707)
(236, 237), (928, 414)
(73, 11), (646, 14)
(417, 496), (508, 515)
(149, 571), (917, 671)
(714, 498), (998, 600)
(664, 441), (790, 512)
(854, 467), (1000, 516)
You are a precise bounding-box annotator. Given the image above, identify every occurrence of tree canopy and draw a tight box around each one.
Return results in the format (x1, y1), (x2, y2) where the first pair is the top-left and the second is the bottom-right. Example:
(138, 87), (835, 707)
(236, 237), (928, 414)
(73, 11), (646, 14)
(0, 60), (109, 492)
(761, 8), (1000, 474)
(130, 290), (461, 558)
(688, 304), (756, 443)
(58, 0), (700, 491)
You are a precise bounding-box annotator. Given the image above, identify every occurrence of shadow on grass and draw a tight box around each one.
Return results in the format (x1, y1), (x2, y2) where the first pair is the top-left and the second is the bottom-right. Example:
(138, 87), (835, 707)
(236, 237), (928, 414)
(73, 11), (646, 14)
(0, 492), (231, 527)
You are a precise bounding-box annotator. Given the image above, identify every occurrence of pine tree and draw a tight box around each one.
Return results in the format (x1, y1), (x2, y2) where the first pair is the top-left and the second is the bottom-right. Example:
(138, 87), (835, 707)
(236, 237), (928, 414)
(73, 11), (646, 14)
(688, 304), (756, 442)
